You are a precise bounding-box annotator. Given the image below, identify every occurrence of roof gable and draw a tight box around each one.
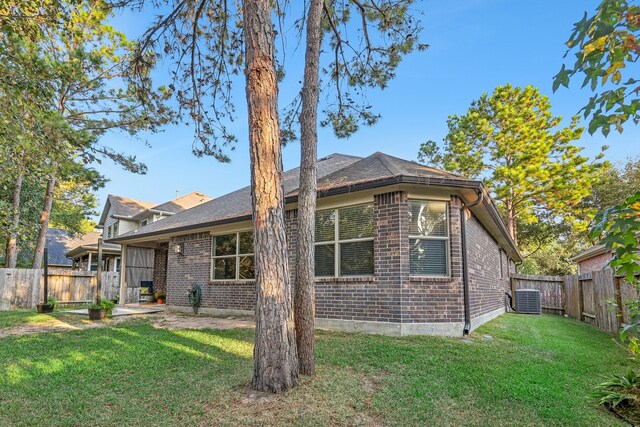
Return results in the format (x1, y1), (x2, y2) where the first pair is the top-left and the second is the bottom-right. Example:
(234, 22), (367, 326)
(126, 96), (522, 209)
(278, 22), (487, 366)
(109, 152), (520, 261)
(98, 195), (156, 225)
(311, 152), (465, 194)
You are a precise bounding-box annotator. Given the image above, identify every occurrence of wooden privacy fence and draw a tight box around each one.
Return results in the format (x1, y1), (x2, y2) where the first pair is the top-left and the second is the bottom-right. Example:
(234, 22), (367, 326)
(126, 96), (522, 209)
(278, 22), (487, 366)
(511, 269), (638, 334)
(0, 269), (121, 310)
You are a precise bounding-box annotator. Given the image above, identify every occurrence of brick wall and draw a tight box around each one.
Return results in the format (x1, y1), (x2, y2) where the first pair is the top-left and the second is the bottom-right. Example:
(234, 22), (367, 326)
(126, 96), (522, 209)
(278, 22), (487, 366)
(401, 195), (465, 323)
(292, 192), (404, 323)
(166, 233), (211, 307)
(164, 191), (513, 327)
(465, 214), (509, 318)
(152, 243), (168, 293)
(166, 232), (256, 311)
(578, 252), (613, 274)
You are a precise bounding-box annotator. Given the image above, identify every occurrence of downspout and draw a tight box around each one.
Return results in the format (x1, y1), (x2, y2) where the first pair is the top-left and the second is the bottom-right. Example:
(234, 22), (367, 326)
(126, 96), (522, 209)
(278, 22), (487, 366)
(461, 190), (484, 336)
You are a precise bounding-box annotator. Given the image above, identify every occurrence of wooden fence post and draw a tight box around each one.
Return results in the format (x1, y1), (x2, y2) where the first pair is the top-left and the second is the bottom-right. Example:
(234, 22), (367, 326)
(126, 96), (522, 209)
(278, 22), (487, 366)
(96, 238), (103, 304)
(614, 276), (624, 329)
(578, 275), (584, 322)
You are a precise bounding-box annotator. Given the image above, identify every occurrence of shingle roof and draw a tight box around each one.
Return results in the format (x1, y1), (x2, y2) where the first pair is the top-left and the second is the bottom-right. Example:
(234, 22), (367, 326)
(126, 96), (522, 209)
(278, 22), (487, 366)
(132, 192), (213, 219)
(64, 230), (121, 258)
(310, 151), (465, 195)
(110, 152), (519, 260)
(45, 228), (74, 266)
(99, 195), (156, 225)
(111, 153), (362, 240)
(108, 195), (156, 216)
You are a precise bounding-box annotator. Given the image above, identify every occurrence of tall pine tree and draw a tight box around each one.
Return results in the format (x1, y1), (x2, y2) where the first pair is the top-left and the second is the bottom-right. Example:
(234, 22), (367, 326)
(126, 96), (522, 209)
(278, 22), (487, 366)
(419, 84), (607, 247)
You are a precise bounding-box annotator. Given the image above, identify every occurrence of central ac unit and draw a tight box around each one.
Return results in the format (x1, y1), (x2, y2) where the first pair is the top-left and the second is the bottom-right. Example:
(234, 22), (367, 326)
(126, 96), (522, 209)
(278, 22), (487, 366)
(514, 289), (542, 315)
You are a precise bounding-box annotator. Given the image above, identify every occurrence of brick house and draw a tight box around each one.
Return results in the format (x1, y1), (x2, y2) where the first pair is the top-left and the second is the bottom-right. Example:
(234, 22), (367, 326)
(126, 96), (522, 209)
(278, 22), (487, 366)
(111, 152), (521, 336)
(570, 245), (614, 274)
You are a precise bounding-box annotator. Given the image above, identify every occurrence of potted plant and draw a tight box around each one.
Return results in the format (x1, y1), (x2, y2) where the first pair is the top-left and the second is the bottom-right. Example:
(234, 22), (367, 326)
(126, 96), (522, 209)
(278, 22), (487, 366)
(37, 296), (56, 314)
(155, 292), (167, 304)
(88, 299), (115, 321)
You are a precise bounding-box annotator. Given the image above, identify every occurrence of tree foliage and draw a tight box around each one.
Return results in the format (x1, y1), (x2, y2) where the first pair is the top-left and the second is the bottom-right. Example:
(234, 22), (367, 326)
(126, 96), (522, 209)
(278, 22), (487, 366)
(583, 156), (640, 213)
(554, 0), (640, 136)
(418, 84), (607, 247)
(1, 0), (172, 266)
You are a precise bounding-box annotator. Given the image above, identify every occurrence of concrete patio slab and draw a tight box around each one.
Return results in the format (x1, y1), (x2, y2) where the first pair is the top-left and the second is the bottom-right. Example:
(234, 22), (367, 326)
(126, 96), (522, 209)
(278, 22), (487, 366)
(66, 305), (165, 317)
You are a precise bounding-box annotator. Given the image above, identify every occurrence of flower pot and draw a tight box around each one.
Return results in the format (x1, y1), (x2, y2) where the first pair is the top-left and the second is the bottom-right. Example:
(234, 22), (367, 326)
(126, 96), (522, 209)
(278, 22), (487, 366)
(157, 299), (164, 304)
(88, 308), (106, 321)
(36, 304), (54, 314)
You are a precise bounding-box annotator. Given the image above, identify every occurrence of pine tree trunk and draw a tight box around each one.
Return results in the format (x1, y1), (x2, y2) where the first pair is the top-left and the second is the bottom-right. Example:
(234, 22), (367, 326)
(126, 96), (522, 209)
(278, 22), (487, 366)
(505, 198), (518, 247)
(244, 0), (298, 393)
(294, 0), (324, 377)
(32, 177), (56, 269)
(5, 174), (23, 268)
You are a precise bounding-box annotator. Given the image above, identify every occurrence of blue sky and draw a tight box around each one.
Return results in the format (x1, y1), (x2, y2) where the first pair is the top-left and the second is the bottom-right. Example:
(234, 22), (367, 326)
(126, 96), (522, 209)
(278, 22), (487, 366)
(94, 0), (639, 212)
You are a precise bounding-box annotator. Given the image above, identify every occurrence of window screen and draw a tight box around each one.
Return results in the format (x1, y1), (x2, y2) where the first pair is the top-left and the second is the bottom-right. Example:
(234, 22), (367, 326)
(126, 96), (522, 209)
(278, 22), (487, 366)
(315, 204), (374, 277)
(211, 231), (255, 280)
(408, 201), (449, 276)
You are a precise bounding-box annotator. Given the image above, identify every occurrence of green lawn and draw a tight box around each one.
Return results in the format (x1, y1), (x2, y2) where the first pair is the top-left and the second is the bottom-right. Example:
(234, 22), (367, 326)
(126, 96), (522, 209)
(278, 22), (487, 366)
(0, 312), (634, 426)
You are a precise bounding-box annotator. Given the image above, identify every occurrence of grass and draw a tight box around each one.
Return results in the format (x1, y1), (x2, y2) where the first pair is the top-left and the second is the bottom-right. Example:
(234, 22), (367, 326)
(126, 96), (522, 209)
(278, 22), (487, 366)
(0, 312), (635, 426)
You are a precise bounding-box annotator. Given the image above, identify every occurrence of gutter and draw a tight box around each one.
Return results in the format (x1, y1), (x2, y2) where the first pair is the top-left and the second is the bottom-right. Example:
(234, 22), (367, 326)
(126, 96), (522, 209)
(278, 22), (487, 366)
(132, 209), (177, 221)
(461, 190), (484, 336)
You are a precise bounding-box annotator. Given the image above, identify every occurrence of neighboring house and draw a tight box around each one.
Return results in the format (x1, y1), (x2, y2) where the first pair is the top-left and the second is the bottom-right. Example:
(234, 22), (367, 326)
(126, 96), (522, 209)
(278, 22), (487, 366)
(66, 192), (212, 298)
(112, 152), (521, 337)
(65, 230), (122, 272)
(570, 245), (614, 274)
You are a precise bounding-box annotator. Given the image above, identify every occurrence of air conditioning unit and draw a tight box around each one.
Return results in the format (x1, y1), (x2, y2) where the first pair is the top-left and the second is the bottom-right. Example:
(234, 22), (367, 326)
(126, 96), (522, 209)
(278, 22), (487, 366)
(514, 289), (542, 315)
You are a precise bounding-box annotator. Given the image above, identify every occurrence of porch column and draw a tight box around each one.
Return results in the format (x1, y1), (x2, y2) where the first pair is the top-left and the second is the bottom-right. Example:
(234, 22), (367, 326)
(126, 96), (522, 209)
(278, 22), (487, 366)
(87, 252), (92, 272)
(118, 244), (127, 306)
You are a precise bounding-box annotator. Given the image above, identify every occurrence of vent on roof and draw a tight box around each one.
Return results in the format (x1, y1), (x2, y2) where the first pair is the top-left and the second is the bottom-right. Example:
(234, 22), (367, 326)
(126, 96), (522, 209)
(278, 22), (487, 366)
(514, 289), (542, 315)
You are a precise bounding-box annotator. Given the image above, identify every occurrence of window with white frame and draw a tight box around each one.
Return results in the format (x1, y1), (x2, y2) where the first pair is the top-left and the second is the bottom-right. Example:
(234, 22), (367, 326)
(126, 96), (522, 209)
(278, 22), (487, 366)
(211, 231), (255, 280)
(408, 200), (449, 276)
(113, 221), (119, 237)
(315, 204), (374, 277)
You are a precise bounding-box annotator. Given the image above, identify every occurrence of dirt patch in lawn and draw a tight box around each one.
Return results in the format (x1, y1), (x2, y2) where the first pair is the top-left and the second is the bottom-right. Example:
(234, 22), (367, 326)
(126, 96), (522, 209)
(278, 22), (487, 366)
(0, 312), (255, 339)
(152, 314), (254, 331)
(0, 313), (148, 338)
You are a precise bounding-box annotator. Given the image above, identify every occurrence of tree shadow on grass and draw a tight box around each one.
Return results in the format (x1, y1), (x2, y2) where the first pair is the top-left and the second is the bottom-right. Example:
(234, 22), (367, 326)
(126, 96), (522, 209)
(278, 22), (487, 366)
(0, 322), (258, 426)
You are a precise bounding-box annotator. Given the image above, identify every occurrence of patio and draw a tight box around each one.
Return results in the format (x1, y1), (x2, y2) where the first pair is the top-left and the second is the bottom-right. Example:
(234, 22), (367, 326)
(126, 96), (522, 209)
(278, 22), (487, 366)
(66, 304), (166, 317)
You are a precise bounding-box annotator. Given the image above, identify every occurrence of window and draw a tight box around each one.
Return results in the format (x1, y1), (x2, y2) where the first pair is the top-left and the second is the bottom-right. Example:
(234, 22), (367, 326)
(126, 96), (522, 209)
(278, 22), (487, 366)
(315, 204), (374, 277)
(106, 225), (112, 239)
(113, 221), (119, 237)
(409, 200), (449, 276)
(211, 231), (254, 280)
(141, 219), (148, 227)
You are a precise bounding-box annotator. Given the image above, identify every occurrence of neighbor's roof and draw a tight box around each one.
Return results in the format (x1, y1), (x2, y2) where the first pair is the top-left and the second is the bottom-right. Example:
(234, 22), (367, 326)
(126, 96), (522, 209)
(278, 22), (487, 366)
(569, 244), (608, 263)
(64, 230), (121, 258)
(111, 152), (521, 260)
(45, 228), (74, 266)
(131, 192), (213, 220)
(98, 195), (156, 225)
